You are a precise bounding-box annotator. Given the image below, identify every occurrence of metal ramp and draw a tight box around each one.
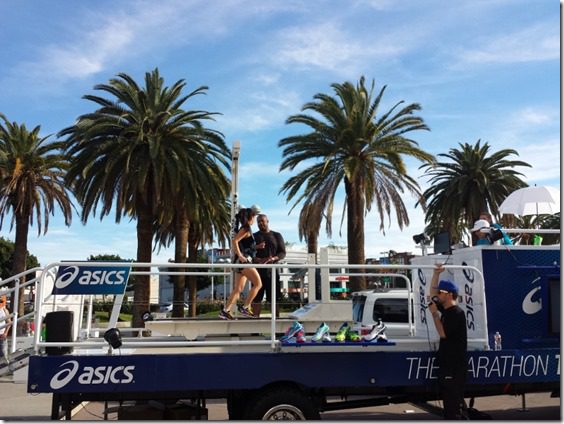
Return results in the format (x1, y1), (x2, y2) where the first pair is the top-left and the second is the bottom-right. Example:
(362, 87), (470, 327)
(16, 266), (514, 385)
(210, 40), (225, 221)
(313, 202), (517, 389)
(0, 344), (33, 380)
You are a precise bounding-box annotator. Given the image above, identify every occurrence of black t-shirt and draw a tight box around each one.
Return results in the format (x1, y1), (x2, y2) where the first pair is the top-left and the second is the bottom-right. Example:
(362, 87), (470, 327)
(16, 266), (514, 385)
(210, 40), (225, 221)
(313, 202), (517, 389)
(438, 305), (467, 378)
(253, 230), (286, 261)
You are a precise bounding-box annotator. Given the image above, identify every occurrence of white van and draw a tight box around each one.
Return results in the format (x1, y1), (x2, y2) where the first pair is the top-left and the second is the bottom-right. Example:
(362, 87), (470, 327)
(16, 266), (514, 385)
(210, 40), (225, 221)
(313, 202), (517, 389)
(351, 288), (412, 336)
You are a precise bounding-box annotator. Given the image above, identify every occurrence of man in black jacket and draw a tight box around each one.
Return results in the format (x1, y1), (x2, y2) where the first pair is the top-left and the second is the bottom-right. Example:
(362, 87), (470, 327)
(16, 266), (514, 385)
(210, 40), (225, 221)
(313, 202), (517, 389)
(252, 214), (286, 317)
(428, 264), (467, 419)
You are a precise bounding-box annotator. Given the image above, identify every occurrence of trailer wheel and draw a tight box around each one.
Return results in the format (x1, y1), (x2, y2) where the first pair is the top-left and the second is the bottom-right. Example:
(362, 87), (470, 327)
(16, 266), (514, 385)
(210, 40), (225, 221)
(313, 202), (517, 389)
(244, 388), (320, 420)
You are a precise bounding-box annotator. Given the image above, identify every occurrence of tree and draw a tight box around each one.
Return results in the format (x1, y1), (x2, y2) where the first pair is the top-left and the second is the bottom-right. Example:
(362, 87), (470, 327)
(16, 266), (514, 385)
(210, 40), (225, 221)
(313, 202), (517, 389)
(279, 77), (433, 291)
(0, 237), (39, 280)
(0, 115), (74, 315)
(154, 195), (230, 318)
(419, 140), (530, 243)
(60, 68), (228, 327)
(297, 198), (324, 262)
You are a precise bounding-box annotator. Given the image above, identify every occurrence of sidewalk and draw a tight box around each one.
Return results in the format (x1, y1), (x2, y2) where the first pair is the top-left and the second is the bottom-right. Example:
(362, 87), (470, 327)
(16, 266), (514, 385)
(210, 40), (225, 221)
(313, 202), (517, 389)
(0, 376), (52, 421)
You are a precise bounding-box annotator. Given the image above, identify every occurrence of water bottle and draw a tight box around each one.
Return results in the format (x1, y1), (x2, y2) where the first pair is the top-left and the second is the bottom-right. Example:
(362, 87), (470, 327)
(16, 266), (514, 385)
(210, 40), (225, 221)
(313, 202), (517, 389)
(494, 331), (502, 351)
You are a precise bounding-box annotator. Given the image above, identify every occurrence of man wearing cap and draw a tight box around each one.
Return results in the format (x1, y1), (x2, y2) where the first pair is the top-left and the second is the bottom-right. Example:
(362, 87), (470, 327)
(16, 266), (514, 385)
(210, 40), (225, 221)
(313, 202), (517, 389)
(429, 264), (467, 419)
(0, 295), (12, 364)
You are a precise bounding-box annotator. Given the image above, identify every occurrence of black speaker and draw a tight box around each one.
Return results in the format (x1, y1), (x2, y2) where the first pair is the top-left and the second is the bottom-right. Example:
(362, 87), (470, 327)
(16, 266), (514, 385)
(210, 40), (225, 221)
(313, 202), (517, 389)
(45, 311), (74, 355)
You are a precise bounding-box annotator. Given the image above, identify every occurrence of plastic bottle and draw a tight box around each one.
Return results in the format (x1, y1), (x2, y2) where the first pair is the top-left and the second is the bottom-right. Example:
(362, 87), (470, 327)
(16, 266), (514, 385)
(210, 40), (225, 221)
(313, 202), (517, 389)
(494, 331), (502, 350)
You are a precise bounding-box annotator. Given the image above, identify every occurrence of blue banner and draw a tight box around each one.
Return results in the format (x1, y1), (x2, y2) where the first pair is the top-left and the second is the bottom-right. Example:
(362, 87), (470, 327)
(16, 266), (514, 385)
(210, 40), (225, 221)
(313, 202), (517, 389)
(28, 348), (560, 394)
(52, 264), (131, 295)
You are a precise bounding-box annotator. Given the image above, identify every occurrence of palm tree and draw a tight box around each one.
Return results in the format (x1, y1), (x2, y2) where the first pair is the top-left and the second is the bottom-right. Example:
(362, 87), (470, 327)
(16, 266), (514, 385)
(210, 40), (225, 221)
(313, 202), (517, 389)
(60, 68), (229, 327)
(297, 200), (324, 261)
(420, 140), (530, 243)
(0, 115), (74, 316)
(279, 77), (433, 292)
(154, 187), (230, 318)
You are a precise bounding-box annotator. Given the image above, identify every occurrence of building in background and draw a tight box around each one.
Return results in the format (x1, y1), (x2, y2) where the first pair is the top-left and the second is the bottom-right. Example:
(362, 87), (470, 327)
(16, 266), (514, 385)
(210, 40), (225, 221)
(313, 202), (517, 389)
(156, 247), (413, 306)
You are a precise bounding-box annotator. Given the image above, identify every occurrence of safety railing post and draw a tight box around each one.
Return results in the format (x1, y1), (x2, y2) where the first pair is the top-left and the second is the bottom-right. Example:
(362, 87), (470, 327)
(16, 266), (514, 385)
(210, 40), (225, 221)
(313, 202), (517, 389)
(11, 278), (20, 354)
(271, 264), (277, 351)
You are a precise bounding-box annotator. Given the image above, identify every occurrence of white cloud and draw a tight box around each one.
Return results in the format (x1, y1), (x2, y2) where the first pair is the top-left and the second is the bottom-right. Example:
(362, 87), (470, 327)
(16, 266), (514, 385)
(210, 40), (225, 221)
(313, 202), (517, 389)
(512, 107), (555, 126)
(489, 106), (559, 184)
(217, 89), (302, 132)
(269, 22), (405, 73)
(5, 1), (247, 90)
(514, 139), (561, 184)
(456, 22), (559, 65)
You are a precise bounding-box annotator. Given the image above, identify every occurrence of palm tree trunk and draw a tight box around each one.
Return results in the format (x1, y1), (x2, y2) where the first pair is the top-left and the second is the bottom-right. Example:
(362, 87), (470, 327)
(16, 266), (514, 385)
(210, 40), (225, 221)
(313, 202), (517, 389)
(306, 230), (318, 262)
(345, 178), (366, 292)
(187, 227), (198, 317)
(173, 211), (189, 318)
(11, 212), (29, 325)
(133, 197), (153, 328)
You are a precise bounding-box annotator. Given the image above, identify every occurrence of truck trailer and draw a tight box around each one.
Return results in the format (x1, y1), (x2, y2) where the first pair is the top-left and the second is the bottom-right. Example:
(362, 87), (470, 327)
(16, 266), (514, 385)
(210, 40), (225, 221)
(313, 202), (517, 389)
(25, 244), (560, 420)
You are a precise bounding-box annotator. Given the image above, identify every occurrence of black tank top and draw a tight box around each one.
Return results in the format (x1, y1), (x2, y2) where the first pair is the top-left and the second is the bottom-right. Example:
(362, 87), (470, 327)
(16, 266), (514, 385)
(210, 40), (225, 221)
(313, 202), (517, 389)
(235, 225), (256, 260)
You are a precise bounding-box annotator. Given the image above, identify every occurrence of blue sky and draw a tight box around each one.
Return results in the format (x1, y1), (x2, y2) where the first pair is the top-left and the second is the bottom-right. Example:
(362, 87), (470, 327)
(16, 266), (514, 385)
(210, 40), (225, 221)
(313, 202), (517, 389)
(0, 0), (560, 266)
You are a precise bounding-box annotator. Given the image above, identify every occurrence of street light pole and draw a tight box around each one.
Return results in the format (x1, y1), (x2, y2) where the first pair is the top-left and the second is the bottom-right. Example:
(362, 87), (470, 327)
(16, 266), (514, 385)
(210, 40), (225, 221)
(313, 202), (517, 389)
(229, 141), (241, 297)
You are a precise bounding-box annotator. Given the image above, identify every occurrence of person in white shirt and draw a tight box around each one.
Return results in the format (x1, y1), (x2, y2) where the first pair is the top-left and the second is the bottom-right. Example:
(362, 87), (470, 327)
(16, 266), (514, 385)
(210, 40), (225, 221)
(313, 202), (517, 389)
(0, 295), (12, 364)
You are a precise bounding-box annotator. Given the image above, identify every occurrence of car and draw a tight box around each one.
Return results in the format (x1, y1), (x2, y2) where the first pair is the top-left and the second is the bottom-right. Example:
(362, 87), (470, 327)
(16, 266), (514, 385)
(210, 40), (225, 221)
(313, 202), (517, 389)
(351, 288), (412, 337)
(160, 302), (189, 313)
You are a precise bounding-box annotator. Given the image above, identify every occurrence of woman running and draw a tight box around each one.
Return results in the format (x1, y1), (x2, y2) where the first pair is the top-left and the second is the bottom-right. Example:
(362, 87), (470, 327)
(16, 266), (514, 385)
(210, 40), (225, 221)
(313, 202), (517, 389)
(219, 207), (262, 319)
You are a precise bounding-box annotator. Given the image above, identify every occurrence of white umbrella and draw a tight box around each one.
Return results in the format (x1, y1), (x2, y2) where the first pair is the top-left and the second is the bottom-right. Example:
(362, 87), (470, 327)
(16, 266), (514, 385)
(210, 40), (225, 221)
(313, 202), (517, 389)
(499, 185), (560, 216)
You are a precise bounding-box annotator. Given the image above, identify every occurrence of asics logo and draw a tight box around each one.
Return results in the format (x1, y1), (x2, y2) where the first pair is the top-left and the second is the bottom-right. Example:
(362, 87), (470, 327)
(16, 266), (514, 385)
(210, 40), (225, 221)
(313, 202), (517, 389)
(50, 360), (79, 389)
(522, 277), (542, 315)
(55, 266), (128, 289)
(50, 360), (135, 389)
(461, 261), (474, 283)
(54, 267), (80, 289)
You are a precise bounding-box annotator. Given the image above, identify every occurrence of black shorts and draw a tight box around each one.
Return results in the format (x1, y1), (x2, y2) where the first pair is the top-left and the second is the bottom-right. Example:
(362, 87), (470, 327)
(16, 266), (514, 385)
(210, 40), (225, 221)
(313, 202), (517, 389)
(254, 268), (282, 303)
(232, 256), (252, 271)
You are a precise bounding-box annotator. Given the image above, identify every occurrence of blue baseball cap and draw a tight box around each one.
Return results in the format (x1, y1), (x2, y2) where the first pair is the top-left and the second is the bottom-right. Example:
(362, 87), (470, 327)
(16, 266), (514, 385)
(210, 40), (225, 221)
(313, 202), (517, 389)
(438, 279), (459, 296)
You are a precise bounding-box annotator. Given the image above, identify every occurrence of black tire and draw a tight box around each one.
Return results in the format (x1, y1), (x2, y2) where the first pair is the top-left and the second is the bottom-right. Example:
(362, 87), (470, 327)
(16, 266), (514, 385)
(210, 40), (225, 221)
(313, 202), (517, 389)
(244, 387), (320, 420)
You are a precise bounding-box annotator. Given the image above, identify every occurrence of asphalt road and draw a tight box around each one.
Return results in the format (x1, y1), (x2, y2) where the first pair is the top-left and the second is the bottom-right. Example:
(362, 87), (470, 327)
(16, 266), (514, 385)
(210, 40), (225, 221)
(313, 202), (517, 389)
(0, 374), (559, 421)
(70, 391), (560, 421)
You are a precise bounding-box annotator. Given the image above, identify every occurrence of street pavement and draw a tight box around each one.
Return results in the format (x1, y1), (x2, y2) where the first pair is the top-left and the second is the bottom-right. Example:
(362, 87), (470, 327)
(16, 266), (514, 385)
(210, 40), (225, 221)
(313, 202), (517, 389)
(0, 374), (560, 421)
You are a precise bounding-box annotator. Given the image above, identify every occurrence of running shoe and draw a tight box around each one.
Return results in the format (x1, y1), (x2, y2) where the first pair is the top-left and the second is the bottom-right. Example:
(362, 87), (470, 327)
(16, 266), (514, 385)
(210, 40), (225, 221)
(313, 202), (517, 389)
(280, 321), (304, 342)
(335, 322), (350, 342)
(295, 330), (306, 343)
(219, 309), (234, 320)
(363, 318), (387, 342)
(238, 305), (256, 318)
(346, 328), (362, 342)
(311, 322), (331, 343)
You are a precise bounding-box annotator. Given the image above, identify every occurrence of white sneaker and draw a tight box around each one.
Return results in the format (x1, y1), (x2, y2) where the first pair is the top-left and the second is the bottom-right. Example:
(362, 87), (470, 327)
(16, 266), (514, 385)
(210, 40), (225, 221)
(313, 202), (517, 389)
(363, 319), (387, 342)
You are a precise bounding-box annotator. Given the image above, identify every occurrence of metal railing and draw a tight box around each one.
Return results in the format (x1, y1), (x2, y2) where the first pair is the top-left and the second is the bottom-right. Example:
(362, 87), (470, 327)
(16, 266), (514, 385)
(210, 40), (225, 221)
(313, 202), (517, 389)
(30, 261), (488, 354)
(0, 267), (46, 355)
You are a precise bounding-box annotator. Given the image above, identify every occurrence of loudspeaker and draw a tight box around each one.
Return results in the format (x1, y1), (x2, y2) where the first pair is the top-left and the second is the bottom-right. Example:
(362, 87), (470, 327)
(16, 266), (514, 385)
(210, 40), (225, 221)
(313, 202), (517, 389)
(45, 311), (74, 355)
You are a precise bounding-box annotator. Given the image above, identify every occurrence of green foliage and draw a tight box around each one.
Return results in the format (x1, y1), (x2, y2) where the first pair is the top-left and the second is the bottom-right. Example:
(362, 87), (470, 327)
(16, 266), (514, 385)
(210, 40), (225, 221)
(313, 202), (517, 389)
(60, 68), (229, 326)
(279, 76), (433, 291)
(0, 237), (40, 279)
(420, 140), (531, 242)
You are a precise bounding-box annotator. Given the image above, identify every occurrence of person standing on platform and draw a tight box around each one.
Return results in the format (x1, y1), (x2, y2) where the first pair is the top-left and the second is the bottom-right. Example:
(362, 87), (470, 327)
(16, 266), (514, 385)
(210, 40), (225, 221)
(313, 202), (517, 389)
(252, 214), (286, 317)
(479, 211), (513, 245)
(0, 295), (12, 364)
(219, 208), (262, 320)
(428, 263), (468, 420)
(470, 219), (492, 246)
